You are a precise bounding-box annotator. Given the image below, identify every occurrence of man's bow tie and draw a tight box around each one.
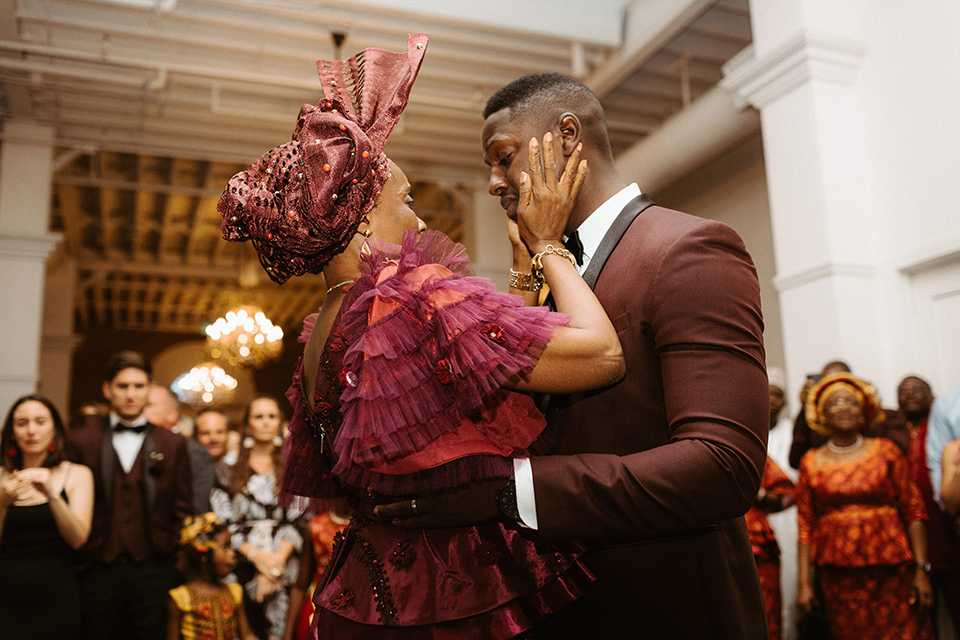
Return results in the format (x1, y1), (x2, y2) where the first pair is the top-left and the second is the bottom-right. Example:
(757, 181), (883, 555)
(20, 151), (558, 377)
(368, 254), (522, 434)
(113, 423), (146, 434)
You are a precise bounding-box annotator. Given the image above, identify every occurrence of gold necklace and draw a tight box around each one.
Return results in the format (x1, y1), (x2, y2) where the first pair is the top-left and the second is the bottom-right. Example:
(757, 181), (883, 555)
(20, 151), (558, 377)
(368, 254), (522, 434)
(325, 280), (354, 295)
(827, 433), (863, 454)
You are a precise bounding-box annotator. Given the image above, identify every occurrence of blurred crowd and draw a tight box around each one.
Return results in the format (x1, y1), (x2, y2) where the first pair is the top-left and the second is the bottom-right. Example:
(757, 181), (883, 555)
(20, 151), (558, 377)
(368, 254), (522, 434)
(4, 349), (960, 640)
(757, 360), (960, 640)
(0, 351), (346, 640)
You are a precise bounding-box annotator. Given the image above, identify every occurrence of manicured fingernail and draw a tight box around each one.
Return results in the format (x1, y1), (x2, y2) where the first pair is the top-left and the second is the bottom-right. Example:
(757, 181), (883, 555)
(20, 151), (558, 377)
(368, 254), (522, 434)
(545, 132), (553, 142)
(531, 137), (538, 147)
(577, 143), (582, 151)
(373, 507), (381, 516)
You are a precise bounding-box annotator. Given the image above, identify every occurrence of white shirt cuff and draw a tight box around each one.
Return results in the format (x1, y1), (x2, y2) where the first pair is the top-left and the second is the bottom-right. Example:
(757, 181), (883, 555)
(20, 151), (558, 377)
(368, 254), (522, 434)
(513, 458), (538, 530)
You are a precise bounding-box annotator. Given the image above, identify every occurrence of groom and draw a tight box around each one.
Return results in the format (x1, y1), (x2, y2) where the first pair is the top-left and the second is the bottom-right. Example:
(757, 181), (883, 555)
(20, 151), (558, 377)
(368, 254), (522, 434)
(385, 72), (769, 638)
(67, 351), (192, 640)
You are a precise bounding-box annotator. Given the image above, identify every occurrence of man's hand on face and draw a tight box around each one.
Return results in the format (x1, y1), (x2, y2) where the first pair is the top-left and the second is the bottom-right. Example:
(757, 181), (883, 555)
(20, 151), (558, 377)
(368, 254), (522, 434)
(371, 478), (505, 529)
(516, 133), (586, 254)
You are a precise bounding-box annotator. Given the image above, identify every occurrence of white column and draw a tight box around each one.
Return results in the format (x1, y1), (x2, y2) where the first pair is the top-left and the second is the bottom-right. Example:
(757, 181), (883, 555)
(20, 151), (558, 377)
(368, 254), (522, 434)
(0, 121), (61, 413)
(40, 248), (81, 418)
(722, 1), (886, 396)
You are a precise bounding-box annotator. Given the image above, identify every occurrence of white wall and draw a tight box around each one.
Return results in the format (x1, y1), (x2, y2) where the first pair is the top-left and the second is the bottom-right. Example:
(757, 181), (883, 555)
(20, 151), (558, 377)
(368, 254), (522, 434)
(862, 4), (960, 398)
(735, 0), (960, 404)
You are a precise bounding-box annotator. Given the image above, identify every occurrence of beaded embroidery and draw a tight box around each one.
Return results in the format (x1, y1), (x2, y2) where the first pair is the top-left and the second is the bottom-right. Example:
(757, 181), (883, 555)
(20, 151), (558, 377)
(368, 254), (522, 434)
(352, 530), (399, 625)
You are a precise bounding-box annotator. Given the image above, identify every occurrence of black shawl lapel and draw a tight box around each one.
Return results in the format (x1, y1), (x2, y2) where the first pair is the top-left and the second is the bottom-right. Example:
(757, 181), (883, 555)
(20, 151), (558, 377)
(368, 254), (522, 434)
(581, 194), (654, 289)
(537, 194), (654, 424)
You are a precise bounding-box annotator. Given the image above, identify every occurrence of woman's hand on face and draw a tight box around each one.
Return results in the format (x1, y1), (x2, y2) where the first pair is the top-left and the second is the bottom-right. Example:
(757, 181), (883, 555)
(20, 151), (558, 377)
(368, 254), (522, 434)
(507, 219), (529, 257)
(516, 134), (587, 254)
(15, 467), (54, 498)
(910, 569), (934, 609)
(796, 582), (816, 616)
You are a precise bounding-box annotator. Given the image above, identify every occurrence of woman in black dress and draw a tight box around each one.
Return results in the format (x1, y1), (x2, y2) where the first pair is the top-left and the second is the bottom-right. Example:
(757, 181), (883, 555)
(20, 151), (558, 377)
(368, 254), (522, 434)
(0, 394), (95, 639)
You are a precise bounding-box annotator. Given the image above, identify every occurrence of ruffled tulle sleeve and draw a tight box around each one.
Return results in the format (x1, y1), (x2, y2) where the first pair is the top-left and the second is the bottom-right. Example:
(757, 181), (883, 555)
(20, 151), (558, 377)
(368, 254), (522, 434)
(331, 230), (568, 483)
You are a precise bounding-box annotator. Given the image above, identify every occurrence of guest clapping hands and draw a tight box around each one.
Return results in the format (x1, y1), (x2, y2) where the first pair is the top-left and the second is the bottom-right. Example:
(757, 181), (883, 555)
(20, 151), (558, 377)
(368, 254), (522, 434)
(0, 395), (94, 640)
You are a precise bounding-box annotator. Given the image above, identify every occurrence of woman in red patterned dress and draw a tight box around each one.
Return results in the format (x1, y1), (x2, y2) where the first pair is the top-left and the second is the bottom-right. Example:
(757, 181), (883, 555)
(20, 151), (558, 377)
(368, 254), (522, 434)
(796, 372), (934, 639)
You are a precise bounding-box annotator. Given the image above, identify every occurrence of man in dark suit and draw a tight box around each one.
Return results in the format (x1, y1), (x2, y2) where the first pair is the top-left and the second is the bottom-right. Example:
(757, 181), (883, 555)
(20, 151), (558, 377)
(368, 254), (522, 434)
(144, 383), (214, 514)
(67, 351), (192, 640)
(382, 73), (769, 638)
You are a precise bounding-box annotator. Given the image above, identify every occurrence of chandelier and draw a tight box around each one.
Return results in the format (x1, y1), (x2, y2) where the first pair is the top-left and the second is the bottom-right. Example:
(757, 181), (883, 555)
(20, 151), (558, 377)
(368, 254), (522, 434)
(175, 364), (238, 407)
(205, 306), (284, 368)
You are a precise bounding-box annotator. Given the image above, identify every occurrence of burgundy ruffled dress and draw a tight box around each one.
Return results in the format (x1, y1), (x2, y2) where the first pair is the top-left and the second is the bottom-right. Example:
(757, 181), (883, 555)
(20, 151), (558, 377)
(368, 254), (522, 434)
(280, 231), (593, 638)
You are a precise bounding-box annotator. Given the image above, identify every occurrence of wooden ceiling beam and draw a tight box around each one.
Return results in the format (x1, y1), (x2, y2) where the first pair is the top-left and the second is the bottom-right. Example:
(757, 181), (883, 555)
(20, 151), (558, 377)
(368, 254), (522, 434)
(55, 183), (90, 255)
(133, 155), (167, 261)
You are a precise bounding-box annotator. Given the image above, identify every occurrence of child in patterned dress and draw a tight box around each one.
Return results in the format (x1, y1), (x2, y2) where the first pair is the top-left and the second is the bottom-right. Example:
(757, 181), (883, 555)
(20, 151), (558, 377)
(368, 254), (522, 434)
(167, 513), (257, 640)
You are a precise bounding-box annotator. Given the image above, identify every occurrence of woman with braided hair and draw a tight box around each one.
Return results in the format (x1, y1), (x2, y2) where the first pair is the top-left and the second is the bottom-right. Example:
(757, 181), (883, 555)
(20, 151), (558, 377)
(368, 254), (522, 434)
(219, 34), (624, 638)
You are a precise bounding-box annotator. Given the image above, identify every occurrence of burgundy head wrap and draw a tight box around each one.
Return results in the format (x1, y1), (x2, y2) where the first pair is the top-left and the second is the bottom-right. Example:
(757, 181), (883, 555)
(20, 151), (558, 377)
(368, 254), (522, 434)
(218, 34), (428, 283)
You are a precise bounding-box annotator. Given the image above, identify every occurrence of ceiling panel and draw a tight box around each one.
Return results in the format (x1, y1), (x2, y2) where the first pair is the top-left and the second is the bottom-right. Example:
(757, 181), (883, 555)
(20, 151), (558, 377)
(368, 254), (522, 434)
(2, 0), (752, 337)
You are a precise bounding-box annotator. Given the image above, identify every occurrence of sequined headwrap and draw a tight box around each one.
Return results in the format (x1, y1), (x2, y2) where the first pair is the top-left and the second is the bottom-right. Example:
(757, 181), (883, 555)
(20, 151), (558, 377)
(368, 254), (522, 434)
(219, 34), (429, 283)
(179, 512), (224, 553)
(805, 372), (884, 435)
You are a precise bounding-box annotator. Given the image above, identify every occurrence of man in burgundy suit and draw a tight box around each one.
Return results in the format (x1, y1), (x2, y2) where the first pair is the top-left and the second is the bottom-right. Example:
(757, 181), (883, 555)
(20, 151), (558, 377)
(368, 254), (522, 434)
(382, 73), (769, 638)
(67, 351), (192, 640)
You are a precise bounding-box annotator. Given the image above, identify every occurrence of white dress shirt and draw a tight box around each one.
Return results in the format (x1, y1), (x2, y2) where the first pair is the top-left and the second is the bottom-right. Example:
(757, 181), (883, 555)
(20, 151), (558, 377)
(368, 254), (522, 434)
(109, 411), (149, 473)
(513, 183), (643, 529)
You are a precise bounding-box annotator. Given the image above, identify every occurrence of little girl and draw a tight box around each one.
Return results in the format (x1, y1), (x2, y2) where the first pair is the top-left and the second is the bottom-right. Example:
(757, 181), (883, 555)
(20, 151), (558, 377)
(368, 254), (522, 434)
(167, 513), (256, 640)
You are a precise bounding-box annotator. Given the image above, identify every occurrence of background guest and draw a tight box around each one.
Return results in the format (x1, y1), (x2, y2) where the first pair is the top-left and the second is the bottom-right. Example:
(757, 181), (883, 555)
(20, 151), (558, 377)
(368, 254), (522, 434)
(66, 350), (192, 640)
(746, 456), (796, 640)
(144, 384), (215, 514)
(194, 408), (230, 464)
(797, 372), (933, 640)
(766, 368), (799, 640)
(790, 361), (909, 468)
(899, 377), (960, 637)
(71, 400), (109, 431)
(0, 394), (94, 640)
(789, 361), (852, 468)
(928, 385), (960, 512)
(767, 367), (794, 473)
(224, 427), (241, 466)
(212, 395), (303, 640)
(282, 509), (351, 640)
(166, 513), (257, 640)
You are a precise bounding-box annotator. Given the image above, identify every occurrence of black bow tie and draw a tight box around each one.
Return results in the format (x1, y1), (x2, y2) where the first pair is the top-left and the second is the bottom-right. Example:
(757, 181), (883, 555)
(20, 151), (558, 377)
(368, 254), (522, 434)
(564, 230), (584, 266)
(113, 423), (146, 434)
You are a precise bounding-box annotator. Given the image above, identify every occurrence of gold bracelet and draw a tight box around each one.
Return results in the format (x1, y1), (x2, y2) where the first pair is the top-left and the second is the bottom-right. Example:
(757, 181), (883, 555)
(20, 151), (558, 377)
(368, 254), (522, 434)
(509, 269), (543, 292)
(531, 244), (577, 278)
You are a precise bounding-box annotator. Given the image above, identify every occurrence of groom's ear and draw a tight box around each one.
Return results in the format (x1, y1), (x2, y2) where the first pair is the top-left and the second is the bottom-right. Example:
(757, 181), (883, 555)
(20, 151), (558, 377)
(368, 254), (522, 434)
(556, 113), (582, 157)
